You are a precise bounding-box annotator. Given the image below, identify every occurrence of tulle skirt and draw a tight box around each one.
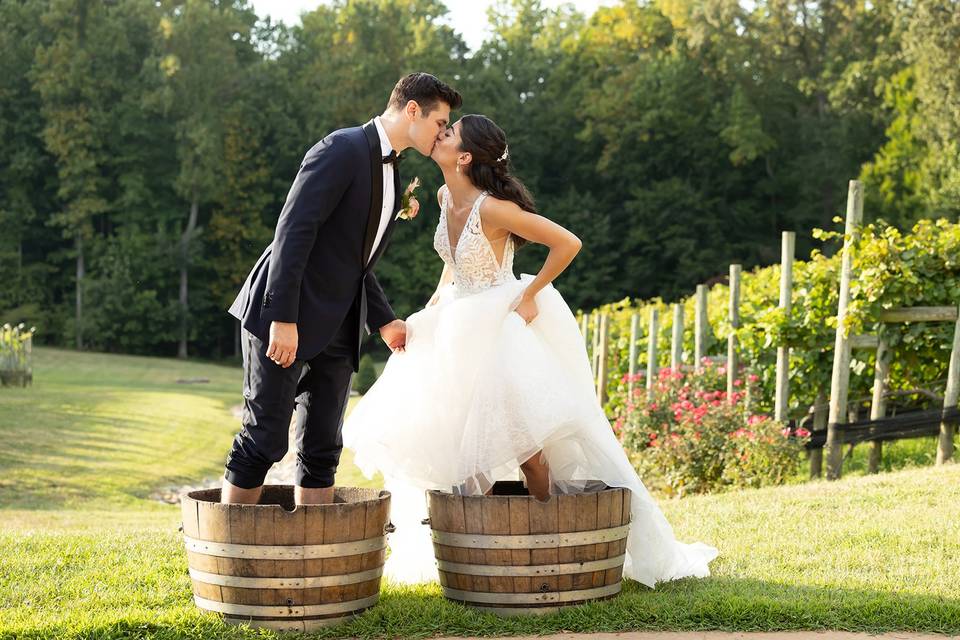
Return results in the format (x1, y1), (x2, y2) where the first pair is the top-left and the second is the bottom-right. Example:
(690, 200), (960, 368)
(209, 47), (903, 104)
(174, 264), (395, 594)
(342, 274), (718, 588)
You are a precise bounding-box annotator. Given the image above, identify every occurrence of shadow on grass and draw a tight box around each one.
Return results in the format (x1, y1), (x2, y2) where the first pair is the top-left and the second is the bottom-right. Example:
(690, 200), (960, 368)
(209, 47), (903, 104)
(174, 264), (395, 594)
(14, 577), (960, 639)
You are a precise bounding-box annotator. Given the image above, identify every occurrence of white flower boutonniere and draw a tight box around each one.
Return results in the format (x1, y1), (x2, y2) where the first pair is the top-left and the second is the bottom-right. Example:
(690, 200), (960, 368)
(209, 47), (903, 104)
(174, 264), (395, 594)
(396, 177), (421, 221)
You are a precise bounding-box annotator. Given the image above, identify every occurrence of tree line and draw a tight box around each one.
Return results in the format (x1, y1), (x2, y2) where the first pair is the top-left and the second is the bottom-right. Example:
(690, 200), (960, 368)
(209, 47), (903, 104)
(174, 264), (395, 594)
(1, 0), (957, 360)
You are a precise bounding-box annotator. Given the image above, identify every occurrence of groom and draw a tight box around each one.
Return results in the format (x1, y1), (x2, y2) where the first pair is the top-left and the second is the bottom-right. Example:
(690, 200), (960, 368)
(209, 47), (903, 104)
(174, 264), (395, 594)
(222, 72), (462, 506)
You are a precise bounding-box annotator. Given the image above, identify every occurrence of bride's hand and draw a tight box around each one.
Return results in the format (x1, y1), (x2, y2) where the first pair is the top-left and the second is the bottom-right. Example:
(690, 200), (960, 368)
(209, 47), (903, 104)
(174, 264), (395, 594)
(513, 295), (538, 325)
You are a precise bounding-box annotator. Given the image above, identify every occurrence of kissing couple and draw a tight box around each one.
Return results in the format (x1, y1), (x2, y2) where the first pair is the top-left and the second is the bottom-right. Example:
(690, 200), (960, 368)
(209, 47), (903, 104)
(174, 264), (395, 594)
(222, 72), (718, 587)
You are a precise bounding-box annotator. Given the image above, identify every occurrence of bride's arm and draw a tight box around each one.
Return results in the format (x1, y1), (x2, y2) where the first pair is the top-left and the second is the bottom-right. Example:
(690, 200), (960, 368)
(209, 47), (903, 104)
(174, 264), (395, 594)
(480, 198), (582, 321)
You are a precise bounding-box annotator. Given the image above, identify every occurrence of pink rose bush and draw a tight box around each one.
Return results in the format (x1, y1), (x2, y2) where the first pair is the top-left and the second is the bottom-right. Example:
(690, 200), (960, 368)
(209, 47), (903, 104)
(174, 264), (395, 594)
(612, 359), (809, 496)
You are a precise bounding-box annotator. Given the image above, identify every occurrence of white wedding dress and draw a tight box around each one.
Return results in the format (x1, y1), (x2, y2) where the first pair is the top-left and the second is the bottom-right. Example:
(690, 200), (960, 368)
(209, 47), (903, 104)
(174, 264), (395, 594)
(342, 187), (718, 588)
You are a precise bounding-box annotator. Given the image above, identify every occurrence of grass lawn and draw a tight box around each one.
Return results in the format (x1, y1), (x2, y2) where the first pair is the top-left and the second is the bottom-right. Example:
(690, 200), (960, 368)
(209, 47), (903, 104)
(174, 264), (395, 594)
(1, 348), (958, 639)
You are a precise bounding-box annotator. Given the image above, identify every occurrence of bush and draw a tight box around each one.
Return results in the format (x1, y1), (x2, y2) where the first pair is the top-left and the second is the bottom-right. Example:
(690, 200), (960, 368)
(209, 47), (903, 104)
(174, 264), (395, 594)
(354, 354), (378, 395)
(612, 361), (808, 496)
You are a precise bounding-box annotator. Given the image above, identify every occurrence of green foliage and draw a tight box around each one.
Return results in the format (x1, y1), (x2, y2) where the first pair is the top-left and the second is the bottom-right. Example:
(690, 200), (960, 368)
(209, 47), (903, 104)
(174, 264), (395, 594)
(354, 353), (379, 395)
(1, 0), (958, 360)
(586, 218), (960, 423)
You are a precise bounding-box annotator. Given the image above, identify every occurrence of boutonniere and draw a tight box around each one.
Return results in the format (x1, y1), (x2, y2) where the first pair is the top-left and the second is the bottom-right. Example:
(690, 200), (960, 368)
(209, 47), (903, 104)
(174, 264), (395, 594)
(396, 177), (421, 221)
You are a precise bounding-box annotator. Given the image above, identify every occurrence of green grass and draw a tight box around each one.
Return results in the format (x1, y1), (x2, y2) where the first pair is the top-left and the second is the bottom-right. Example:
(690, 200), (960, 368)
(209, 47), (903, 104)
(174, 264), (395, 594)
(1, 348), (959, 639)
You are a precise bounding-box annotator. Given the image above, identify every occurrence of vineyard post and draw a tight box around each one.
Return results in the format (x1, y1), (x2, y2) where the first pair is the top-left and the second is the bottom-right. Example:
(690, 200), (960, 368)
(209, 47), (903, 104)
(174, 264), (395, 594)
(774, 233), (795, 422)
(671, 304), (684, 371)
(647, 308), (659, 394)
(727, 265), (741, 398)
(597, 312), (609, 406)
(868, 336), (891, 473)
(695, 284), (708, 372)
(826, 180), (863, 481)
(937, 303), (960, 464)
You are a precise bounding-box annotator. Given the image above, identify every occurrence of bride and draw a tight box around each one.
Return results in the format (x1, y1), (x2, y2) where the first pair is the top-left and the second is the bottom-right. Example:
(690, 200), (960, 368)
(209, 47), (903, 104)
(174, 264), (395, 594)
(342, 114), (718, 587)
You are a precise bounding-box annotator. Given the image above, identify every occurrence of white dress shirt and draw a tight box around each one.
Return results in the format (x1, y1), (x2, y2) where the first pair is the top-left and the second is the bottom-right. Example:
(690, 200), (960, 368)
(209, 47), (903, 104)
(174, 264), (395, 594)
(368, 116), (396, 265)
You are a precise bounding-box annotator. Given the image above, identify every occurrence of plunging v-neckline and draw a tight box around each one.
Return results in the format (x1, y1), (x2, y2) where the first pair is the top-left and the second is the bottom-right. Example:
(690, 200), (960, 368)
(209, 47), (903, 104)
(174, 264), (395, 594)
(444, 190), (482, 265)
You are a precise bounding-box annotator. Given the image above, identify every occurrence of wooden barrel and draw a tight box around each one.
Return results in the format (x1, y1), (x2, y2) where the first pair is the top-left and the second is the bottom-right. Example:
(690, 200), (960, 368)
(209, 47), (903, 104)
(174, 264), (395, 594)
(181, 485), (390, 632)
(427, 481), (631, 616)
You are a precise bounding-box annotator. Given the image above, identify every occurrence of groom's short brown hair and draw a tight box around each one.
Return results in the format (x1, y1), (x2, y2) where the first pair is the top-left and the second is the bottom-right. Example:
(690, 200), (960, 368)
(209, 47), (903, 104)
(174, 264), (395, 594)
(388, 72), (462, 115)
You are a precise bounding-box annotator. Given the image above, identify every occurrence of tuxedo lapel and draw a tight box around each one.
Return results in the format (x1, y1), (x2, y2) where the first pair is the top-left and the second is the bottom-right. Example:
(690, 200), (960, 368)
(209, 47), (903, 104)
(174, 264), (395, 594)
(368, 164), (403, 267)
(361, 121), (383, 265)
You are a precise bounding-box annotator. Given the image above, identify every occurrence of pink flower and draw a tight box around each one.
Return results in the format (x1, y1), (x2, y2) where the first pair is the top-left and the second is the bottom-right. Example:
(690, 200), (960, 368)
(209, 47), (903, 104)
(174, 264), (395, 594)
(748, 374), (759, 383)
(796, 427), (811, 438)
(747, 414), (766, 426)
(718, 366), (727, 376)
(734, 378), (743, 387)
(781, 427), (792, 437)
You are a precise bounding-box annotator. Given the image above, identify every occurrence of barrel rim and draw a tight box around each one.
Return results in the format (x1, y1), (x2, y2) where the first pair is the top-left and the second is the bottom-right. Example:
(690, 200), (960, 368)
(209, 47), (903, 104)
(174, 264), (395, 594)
(426, 482), (627, 504)
(182, 485), (391, 512)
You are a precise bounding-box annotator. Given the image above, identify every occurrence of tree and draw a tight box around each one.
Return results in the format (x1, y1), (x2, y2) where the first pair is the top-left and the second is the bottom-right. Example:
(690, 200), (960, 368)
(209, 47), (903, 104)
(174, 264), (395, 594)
(154, 0), (258, 358)
(32, 0), (113, 349)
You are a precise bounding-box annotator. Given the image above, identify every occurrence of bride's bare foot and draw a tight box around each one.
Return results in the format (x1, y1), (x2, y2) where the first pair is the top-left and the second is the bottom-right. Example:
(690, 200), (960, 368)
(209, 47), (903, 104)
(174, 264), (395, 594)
(520, 452), (551, 501)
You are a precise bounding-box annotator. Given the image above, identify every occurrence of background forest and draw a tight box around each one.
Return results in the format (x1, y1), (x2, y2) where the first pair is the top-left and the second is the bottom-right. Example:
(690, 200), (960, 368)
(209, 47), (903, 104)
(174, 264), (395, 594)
(2, 0), (958, 360)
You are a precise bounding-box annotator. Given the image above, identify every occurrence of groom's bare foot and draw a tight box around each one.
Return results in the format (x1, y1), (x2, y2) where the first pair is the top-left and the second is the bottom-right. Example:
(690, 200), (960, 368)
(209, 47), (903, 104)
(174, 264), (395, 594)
(221, 479), (262, 504)
(296, 486), (334, 505)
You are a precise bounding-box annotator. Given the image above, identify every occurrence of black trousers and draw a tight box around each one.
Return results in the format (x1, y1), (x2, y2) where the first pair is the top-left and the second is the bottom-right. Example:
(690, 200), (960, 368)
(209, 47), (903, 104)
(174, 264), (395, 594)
(224, 309), (357, 489)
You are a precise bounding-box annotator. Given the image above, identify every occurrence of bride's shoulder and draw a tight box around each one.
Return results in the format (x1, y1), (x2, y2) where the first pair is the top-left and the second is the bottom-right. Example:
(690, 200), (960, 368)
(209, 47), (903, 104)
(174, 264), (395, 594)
(436, 184), (448, 208)
(478, 194), (525, 224)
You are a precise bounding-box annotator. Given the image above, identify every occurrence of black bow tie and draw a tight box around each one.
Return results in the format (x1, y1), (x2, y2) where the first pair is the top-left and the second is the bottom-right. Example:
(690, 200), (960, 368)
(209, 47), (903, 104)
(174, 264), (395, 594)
(382, 150), (402, 165)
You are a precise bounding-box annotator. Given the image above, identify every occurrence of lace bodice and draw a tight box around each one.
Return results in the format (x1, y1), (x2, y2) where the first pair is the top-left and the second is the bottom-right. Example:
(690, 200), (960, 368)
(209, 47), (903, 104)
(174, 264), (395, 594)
(433, 187), (516, 295)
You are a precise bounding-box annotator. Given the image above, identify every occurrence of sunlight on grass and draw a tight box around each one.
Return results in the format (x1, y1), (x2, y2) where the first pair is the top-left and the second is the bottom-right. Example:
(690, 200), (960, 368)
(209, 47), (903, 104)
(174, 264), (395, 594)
(1, 348), (959, 638)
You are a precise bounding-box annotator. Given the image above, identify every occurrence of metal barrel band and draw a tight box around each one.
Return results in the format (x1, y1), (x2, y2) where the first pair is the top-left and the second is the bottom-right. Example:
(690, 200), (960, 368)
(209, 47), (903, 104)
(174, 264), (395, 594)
(194, 593), (380, 617)
(441, 582), (621, 605)
(189, 566), (383, 589)
(183, 535), (385, 560)
(436, 554), (625, 577)
(431, 523), (629, 549)
(223, 617), (361, 630)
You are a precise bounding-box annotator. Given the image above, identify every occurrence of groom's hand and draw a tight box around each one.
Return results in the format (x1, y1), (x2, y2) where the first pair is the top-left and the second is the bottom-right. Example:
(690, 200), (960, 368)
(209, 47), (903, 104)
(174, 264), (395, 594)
(379, 319), (407, 353)
(267, 321), (298, 368)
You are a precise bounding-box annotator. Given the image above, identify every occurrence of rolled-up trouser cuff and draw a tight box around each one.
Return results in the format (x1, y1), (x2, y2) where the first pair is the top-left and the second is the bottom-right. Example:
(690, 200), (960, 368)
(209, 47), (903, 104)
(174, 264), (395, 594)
(223, 466), (269, 490)
(295, 469), (336, 488)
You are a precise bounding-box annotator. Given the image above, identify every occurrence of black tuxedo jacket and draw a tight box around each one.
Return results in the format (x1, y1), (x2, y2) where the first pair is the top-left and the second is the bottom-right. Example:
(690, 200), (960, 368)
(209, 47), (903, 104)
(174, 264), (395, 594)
(229, 120), (402, 370)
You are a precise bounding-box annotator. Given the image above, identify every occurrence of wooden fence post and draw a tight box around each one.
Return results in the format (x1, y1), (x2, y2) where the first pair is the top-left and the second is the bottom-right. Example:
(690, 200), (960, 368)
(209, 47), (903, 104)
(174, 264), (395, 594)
(809, 392), (828, 479)
(826, 180), (864, 481)
(628, 313), (639, 399)
(580, 313), (589, 342)
(727, 265), (741, 398)
(937, 303), (960, 464)
(596, 312), (609, 406)
(647, 308), (659, 393)
(671, 303), (684, 371)
(774, 232), (795, 423)
(868, 336), (891, 473)
(695, 284), (708, 372)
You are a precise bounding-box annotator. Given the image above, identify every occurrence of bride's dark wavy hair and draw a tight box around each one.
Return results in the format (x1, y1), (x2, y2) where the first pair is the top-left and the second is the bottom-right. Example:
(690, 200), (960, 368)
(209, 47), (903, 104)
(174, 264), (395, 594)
(458, 114), (536, 249)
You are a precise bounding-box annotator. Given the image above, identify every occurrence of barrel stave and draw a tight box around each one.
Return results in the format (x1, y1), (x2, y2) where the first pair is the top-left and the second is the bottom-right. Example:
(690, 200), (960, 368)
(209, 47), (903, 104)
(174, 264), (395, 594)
(427, 484), (631, 615)
(182, 486), (388, 629)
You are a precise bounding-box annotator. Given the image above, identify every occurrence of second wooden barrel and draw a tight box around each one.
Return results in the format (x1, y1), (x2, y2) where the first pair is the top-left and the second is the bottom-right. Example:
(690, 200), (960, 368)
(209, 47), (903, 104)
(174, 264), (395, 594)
(427, 481), (631, 615)
(181, 485), (390, 632)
